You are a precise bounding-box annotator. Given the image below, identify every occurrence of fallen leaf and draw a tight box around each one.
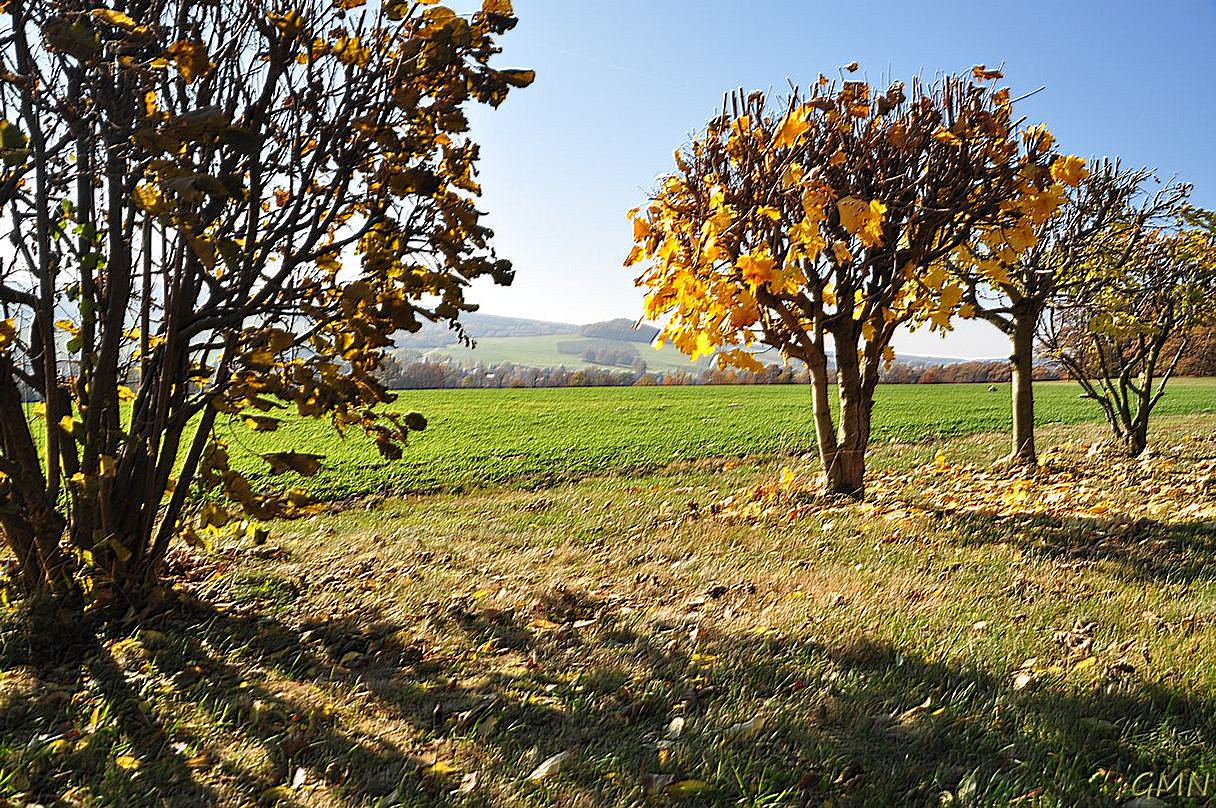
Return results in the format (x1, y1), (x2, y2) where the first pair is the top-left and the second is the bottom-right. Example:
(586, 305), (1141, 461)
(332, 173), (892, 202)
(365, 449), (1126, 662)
(116, 755), (142, 771)
(526, 750), (570, 782)
(456, 771), (479, 793)
(261, 785), (294, 802)
(667, 778), (714, 797)
(721, 714), (765, 744)
(641, 772), (675, 794)
(426, 760), (459, 779)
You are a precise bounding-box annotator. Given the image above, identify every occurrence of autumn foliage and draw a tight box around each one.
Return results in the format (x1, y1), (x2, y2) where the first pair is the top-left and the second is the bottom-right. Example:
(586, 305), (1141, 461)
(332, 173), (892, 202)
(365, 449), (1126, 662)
(1042, 218), (1216, 455)
(0, 0), (530, 603)
(628, 67), (1079, 496)
(951, 161), (1189, 463)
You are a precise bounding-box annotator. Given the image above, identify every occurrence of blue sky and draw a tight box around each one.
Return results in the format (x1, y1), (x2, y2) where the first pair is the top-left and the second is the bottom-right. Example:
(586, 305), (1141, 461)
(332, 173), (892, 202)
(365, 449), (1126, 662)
(463, 1), (1216, 358)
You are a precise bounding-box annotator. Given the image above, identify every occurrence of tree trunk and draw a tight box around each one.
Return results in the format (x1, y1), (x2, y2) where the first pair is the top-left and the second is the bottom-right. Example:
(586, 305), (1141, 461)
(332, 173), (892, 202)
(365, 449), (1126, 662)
(826, 341), (869, 499)
(1124, 417), (1149, 457)
(1009, 317), (1037, 464)
(0, 516), (43, 592)
(824, 439), (866, 498)
(806, 349), (839, 474)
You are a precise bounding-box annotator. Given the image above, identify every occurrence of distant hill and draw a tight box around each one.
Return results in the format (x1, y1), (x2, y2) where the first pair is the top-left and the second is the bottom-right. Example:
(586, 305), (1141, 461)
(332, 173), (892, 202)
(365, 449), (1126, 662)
(422, 334), (704, 373)
(394, 312), (986, 374)
(394, 312), (578, 348)
(578, 318), (660, 343)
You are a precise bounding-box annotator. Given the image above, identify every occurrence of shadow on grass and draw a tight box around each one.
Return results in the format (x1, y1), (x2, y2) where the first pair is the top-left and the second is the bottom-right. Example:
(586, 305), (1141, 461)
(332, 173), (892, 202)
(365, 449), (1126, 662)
(5, 582), (1216, 807)
(927, 506), (1216, 585)
(1, 470), (1215, 808)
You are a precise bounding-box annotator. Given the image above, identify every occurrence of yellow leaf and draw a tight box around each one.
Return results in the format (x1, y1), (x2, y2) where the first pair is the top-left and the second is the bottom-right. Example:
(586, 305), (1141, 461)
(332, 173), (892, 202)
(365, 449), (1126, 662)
(166, 40), (209, 83)
(261, 452), (325, 477)
(932, 128), (962, 147)
(737, 250), (778, 289)
(772, 105), (811, 150)
(115, 755), (142, 771)
(500, 69), (536, 88)
(0, 318), (15, 351)
(1071, 656), (1099, 675)
(755, 205), (781, 223)
(107, 538), (132, 562)
(425, 760), (460, 778)
(133, 184), (173, 216)
(667, 779), (714, 797)
(1050, 155), (1089, 187)
(333, 36), (371, 68)
(719, 349), (765, 374)
(690, 332), (716, 362)
(836, 197), (886, 247)
(1022, 124), (1055, 153)
(261, 785), (294, 802)
(91, 9), (148, 34)
(832, 241), (853, 265)
(939, 283), (965, 310)
(243, 415), (282, 433)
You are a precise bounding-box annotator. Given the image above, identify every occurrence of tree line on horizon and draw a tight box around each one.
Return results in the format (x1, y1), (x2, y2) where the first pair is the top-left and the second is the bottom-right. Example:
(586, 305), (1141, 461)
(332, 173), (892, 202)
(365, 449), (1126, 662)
(374, 353), (1080, 390)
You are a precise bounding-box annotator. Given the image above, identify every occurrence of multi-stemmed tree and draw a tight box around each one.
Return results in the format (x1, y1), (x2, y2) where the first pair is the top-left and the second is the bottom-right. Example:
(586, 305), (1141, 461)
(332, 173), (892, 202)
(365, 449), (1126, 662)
(1041, 214), (1216, 456)
(951, 160), (1188, 463)
(0, 0), (531, 605)
(628, 68), (1068, 497)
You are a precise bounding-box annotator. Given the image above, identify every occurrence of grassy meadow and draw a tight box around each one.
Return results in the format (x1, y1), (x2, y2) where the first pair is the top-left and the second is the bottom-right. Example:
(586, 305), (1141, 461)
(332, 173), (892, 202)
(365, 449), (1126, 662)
(3, 382), (1216, 806)
(225, 379), (1216, 501)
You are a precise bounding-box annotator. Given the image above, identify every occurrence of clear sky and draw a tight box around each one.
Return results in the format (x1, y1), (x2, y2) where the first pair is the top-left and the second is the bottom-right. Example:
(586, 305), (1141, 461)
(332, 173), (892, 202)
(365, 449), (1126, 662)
(462, 0), (1216, 358)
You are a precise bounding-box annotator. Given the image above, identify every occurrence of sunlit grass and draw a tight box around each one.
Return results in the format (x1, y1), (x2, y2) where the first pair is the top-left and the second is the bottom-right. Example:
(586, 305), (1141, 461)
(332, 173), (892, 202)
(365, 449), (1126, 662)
(220, 379), (1216, 501)
(4, 414), (1216, 805)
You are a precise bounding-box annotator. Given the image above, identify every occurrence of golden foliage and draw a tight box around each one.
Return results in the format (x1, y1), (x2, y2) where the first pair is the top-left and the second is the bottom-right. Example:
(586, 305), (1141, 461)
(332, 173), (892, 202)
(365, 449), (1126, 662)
(626, 67), (1061, 371)
(0, 0), (532, 596)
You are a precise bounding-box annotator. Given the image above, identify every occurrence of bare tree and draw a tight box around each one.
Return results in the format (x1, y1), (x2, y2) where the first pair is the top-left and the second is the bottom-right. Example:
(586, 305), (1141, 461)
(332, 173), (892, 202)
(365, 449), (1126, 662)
(1041, 214), (1216, 455)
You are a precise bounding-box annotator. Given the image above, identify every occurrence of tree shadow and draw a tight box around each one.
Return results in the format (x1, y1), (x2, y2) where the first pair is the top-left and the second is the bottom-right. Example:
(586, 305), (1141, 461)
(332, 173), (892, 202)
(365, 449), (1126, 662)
(928, 505), (1216, 584)
(4, 582), (1216, 806)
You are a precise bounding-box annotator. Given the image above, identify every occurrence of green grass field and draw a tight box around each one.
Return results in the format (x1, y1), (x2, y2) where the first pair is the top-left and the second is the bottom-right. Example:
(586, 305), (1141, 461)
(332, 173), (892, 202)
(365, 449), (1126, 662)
(7, 414), (1216, 806)
(225, 379), (1216, 501)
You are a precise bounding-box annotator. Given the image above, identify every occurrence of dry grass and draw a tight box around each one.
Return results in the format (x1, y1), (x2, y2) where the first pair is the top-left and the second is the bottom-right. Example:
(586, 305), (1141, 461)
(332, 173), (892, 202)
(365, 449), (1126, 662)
(3, 416), (1216, 806)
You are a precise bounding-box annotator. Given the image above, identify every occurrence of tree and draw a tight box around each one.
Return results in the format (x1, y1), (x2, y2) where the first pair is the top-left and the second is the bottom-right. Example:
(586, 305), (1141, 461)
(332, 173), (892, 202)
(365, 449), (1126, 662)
(951, 160), (1186, 463)
(1041, 215), (1216, 455)
(627, 67), (1063, 497)
(0, 0), (531, 605)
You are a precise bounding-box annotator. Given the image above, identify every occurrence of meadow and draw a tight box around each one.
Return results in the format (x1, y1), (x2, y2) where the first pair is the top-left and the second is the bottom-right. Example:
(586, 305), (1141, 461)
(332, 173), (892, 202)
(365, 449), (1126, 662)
(6, 412), (1216, 806)
(228, 379), (1216, 501)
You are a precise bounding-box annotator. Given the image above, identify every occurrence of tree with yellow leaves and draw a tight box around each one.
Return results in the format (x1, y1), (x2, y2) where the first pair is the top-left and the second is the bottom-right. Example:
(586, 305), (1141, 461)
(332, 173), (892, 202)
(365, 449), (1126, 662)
(628, 68), (1059, 497)
(951, 159), (1188, 463)
(0, 0), (531, 605)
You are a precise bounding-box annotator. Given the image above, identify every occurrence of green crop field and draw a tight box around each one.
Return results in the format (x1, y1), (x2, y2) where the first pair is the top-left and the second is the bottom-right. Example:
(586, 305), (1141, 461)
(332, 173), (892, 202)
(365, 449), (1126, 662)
(219, 379), (1216, 501)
